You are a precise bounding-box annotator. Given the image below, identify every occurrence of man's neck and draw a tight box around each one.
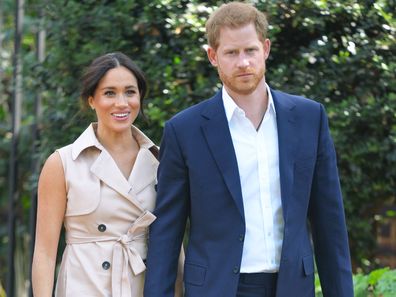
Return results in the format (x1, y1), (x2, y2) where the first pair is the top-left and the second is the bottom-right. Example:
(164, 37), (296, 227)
(226, 82), (268, 129)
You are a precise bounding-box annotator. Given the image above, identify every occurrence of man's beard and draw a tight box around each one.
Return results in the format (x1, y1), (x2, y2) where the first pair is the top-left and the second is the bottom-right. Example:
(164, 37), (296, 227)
(217, 66), (265, 96)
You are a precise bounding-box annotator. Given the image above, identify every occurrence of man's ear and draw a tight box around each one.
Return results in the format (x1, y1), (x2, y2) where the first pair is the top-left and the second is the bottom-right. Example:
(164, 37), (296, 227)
(207, 46), (218, 67)
(263, 38), (271, 60)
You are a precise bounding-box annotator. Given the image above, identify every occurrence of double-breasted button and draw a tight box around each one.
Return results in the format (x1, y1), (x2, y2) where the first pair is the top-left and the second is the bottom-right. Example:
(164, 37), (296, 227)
(98, 224), (106, 232)
(233, 266), (239, 274)
(102, 261), (111, 270)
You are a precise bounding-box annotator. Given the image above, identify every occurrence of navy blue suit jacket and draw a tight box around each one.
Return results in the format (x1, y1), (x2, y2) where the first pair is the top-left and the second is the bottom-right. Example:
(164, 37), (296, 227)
(144, 88), (354, 297)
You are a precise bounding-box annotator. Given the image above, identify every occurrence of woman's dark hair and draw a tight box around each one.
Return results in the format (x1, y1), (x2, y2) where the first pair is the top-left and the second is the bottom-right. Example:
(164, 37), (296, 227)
(81, 52), (147, 116)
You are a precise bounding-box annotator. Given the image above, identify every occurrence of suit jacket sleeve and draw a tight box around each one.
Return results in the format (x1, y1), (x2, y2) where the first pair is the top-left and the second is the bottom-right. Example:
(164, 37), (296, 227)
(308, 104), (354, 297)
(144, 121), (189, 297)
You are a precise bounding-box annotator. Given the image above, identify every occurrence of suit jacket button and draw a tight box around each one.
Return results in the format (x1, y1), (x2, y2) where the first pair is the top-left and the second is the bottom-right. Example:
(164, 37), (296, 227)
(98, 224), (106, 232)
(239, 234), (244, 242)
(102, 261), (111, 270)
(233, 266), (239, 274)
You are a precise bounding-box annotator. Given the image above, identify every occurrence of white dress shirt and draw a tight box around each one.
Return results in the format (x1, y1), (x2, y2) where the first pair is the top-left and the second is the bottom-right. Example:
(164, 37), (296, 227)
(222, 84), (284, 272)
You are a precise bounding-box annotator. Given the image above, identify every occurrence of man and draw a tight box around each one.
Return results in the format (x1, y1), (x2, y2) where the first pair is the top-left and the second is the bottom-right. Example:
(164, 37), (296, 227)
(144, 2), (354, 297)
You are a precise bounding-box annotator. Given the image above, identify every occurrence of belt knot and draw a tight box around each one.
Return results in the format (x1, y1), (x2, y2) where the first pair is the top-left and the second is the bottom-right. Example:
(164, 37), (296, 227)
(111, 211), (156, 297)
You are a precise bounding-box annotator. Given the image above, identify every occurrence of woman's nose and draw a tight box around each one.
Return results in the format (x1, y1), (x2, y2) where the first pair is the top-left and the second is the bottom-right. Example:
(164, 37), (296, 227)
(115, 94), (128, 106)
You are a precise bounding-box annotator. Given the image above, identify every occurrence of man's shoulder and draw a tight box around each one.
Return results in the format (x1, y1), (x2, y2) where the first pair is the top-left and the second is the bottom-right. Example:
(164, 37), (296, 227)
(270, 88), (326, 118)
(168, 92), (221, 125)
(271, 88), (320, 107)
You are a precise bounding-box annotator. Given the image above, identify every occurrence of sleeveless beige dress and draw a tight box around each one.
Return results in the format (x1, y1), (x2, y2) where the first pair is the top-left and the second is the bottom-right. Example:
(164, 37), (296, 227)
(54, 123), (183, 297)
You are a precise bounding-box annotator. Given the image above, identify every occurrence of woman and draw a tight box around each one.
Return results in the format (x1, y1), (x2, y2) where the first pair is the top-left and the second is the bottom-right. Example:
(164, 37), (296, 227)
(32, 52), (183, 296)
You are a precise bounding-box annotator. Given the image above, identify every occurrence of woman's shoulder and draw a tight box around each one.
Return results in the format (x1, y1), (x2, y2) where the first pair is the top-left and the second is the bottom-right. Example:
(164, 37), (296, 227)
(39, 150), (65, 186)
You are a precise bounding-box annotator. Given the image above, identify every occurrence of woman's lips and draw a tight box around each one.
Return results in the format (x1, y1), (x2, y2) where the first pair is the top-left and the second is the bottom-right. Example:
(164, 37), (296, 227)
(111, 112), (130, 120)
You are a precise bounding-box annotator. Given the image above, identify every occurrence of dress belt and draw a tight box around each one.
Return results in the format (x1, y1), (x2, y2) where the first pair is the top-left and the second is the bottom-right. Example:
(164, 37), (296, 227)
(66, 210), (156, 297)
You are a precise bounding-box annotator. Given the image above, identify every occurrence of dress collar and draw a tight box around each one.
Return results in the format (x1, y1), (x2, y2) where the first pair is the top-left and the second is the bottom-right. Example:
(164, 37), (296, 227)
(71, 123), (156, 160)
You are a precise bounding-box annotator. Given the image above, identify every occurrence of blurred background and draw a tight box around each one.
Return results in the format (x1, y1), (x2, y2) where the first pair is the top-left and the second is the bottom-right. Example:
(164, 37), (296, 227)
(0, 0), (395, 296)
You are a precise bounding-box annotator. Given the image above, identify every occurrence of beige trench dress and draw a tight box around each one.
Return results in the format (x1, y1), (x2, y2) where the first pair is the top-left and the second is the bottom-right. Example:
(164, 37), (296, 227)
(54, 123), (183, 297)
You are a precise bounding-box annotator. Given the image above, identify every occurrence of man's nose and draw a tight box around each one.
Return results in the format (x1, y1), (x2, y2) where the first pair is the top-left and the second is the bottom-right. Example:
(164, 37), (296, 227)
(237, 54), (250, 68)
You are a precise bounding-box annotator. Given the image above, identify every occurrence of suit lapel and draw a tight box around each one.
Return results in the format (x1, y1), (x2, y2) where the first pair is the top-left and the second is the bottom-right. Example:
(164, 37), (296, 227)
(199, 89), (298, 221)
(272, 89), (297, 223)
(200, 92), (245, 219)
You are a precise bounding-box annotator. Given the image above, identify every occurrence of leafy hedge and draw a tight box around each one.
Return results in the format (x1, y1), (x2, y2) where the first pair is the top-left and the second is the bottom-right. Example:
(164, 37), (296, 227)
(315, 268), (396, 297)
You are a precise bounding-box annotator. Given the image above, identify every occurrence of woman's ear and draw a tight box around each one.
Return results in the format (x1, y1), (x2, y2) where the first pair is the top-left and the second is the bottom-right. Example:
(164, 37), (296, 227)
(88, 96), (95, 110)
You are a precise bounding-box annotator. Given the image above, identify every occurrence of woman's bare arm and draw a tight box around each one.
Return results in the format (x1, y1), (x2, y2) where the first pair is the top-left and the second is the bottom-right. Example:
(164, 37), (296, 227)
(32, 152), (66, 297)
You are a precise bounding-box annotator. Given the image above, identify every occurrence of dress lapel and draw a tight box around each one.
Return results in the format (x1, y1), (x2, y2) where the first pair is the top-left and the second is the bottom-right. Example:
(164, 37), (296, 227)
(90, 149), (136, 204)
(128, 148), (158, 196)
(89, 125), (158, 211)
(129, 125), (159, 198)
(200, 92), (245, 219)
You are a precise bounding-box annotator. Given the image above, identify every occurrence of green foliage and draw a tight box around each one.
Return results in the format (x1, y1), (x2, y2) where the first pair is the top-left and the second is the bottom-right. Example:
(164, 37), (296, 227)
(33, 0), (220, 144)
(0, 0), (15, 283)
(353, 268), (396, 297)
(0, 281), (5, 297)
(315, 268), (396, 296)
(0, 0), (395, 291)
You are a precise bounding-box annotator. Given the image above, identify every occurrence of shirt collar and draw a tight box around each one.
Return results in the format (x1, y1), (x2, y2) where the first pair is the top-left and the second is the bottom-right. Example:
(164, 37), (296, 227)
(71, 123), (155, 160)
(222, 83), (276, 123)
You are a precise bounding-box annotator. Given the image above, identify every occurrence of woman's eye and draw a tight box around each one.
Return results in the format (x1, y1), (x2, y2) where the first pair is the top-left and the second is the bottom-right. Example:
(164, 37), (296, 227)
(104, 91), (116, 96)
(126, 89), (136, 96)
